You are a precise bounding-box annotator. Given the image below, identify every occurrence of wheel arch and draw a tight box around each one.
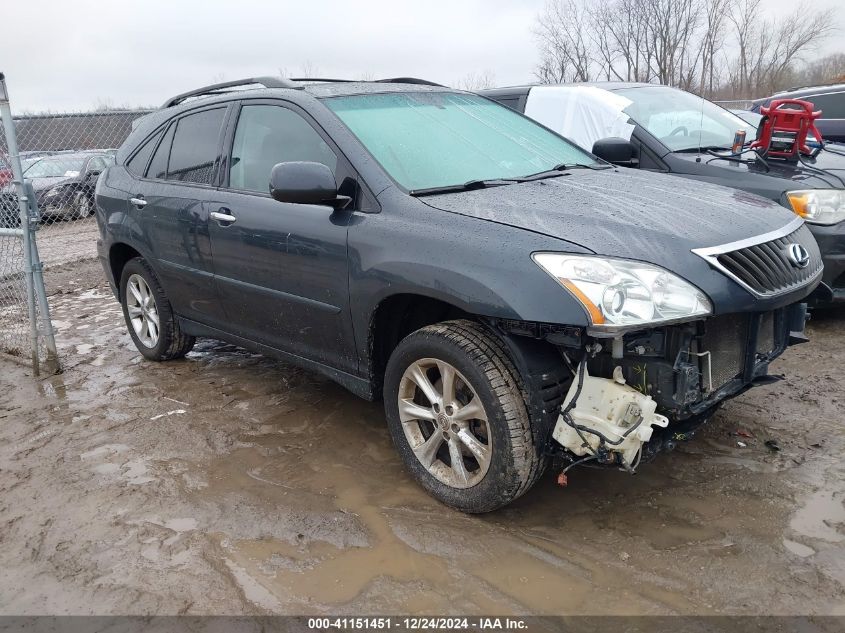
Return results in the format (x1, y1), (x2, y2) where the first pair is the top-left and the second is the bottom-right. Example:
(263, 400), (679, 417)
(108, 242), (143, 298)
(368, 293), (471, 398)
(366, 292), (572, 410)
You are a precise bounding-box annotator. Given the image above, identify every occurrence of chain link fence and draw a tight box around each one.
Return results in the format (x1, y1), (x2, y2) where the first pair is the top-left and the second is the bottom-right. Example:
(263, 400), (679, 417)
(0, 72), (151, 372)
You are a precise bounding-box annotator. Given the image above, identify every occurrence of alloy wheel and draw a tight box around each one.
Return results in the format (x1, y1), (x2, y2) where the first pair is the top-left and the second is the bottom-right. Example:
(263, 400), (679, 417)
(397, 358), (492, 489)
(77, 195), (91, 218)
(126, 274), (160, 348)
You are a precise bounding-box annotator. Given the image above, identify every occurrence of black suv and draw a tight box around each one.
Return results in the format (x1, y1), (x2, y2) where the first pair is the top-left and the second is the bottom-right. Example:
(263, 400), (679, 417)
(96, 77), (820, 512)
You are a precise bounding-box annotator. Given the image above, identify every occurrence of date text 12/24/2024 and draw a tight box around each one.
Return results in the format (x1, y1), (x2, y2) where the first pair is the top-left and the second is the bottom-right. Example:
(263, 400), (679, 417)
(308, 618), (529, 630)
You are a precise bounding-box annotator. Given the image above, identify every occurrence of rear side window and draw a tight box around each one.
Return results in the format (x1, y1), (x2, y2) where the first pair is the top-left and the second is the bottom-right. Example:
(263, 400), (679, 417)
(167, 108), (226, 185)
(147, 124), (175, 180)
(126, 129), (163, 176)
(807, 92), (845, 119)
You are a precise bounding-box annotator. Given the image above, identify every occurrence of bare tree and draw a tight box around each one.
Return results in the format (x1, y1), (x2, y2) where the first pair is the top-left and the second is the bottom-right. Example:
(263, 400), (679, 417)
(803, 53), (845, 86)
(697, 0), (731, 95)
(534, 0), (836, 99)
(458, 70), (497, 91)
(299, 61), (321, 78)
(589, 0), (652, 82)
(728, 0), (836, 97)
(534, 0), (595, 82)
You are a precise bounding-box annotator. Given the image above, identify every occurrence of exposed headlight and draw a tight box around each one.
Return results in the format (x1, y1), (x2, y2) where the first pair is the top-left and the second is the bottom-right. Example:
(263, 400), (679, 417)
(532, 254), (712, 331)
(786, 189), (845, 225)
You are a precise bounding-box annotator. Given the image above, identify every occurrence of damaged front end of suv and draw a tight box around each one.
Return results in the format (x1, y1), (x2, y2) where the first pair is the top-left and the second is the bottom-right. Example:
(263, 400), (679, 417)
(500, 216), (821, 477)
(416, 164), (823, 484)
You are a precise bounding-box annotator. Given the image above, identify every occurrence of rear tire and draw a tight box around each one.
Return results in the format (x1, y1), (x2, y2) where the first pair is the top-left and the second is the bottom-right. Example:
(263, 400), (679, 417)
(74, 193), (92, 219)
(119, 257), (195, 361)
(384, 319), (546, 513)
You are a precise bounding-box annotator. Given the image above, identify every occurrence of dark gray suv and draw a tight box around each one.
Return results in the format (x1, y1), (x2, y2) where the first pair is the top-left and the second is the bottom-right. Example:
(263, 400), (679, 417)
(96, 77), (821, 512)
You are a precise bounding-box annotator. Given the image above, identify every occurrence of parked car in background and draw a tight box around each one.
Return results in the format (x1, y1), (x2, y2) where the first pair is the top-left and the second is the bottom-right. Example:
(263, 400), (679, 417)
(20, 150), (57, 161)
(0, 150), (59, 188)
(482, 83), (845, 303)
(18, 151), (114, 221)
(752, 84), (845, 143)
(96, 76), (819, 512)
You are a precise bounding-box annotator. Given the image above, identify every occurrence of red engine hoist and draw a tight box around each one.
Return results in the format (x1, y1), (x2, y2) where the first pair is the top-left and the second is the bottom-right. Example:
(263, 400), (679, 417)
(750, 99), (824, 159)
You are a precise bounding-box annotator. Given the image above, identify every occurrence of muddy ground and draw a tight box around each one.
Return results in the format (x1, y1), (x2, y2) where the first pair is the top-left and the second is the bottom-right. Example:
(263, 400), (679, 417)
(0, 258), (843, 616)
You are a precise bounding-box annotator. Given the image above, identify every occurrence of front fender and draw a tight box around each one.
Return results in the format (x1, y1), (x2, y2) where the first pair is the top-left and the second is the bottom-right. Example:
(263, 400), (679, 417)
(348, 200), (594, 371)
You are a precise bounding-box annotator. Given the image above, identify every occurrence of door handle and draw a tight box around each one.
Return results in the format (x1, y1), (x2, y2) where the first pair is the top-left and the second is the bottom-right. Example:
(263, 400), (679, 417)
(210, 210), (237, 224)
(129, 196), (147, 209)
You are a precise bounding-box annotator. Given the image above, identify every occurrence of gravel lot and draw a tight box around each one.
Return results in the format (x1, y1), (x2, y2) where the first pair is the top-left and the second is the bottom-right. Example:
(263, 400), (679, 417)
(0, 234), (843, 616)
(34, 218), (99, 269)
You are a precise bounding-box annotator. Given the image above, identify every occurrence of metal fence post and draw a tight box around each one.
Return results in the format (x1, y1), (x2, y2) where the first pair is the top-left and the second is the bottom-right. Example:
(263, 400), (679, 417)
(0, 72), (60, 375)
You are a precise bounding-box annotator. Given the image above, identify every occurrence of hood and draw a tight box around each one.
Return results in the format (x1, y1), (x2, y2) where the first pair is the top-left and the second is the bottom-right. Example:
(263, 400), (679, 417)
(420, 168), (798, 274)
(672, 145), (845, 190)
(28, 176), (75, 191)
(1, 176), (74, 195)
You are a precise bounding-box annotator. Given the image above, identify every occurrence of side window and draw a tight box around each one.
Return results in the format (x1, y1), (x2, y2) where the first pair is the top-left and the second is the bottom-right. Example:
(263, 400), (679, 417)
(808, 92), (845, 119)
(167, 108), (226, 185)
(126, 129), (163, 176)
(146, 123), (175, 180)
(229, 105), (338, 193)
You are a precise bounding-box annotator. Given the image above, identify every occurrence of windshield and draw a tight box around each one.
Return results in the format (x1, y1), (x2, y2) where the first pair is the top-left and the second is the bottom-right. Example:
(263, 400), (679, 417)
(23, 156), (87, 178)
(325, 92), (597, 191)
(616, 86), (756, 152)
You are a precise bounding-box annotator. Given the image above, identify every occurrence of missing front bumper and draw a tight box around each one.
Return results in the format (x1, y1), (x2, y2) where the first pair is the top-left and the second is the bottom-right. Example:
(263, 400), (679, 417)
(586, 303), (807, 420)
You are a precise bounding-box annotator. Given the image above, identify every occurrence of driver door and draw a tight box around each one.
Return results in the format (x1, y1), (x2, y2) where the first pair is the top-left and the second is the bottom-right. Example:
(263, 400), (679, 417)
(206, 100), (356, 372)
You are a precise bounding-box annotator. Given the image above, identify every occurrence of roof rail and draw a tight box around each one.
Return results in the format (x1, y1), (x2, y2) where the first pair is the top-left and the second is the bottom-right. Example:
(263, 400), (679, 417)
(289, 77), (356, 83)
(376, 77), (445, 87)
(161, 76), (302, 108)
(290, 77), (445, 87)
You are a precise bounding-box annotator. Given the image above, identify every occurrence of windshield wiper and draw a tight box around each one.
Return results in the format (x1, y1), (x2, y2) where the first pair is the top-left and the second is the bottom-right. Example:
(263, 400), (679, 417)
(675, 145), (732, 153)
(409, 178), (517, 197)
(519, 162), (610, 180)
(409, 162), (607, 196)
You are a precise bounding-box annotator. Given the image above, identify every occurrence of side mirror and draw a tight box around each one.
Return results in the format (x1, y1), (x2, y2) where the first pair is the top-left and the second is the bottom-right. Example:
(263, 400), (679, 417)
(592, 138), (638, 167)
(269, 161), (350, 209)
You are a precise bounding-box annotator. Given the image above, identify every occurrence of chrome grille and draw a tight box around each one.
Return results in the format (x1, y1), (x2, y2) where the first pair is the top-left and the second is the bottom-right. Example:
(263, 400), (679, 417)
(692, 218), (822, 298)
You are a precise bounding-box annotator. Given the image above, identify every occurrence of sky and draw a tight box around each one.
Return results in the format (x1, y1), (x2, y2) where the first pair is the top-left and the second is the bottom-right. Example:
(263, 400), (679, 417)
(1, 0), (842, 113)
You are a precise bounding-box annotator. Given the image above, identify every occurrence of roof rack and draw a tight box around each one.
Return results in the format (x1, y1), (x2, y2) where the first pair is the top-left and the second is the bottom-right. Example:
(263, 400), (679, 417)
(161, 76), (302, 108)
(289, 77), (355, 83)
(290, 77), (445, 87)
(161, 75), (447, 108)
(375, 77), (445, 87)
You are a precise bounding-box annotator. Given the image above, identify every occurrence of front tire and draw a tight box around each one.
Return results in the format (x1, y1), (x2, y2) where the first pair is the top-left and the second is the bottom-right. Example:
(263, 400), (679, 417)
(74, 193), (92, 219)
(384, 320), (546, 513)
(119, 257), (195, 361)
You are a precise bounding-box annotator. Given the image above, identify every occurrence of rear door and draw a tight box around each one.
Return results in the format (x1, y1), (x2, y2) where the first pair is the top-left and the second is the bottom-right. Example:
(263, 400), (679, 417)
(205, 100), (357, 372)
(131, 105), (230, 328)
